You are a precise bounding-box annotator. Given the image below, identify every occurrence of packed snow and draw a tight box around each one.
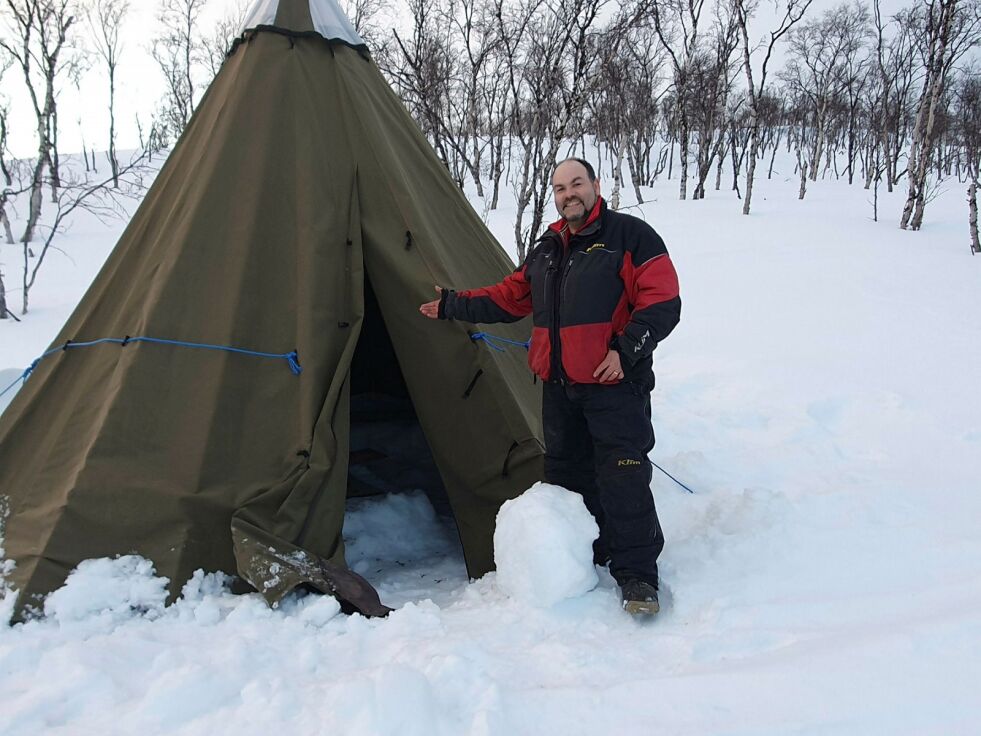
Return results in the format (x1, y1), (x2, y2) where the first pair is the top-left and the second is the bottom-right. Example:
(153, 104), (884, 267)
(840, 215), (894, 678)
(494, 482), (598, 607)
(2, 151), (981, 734)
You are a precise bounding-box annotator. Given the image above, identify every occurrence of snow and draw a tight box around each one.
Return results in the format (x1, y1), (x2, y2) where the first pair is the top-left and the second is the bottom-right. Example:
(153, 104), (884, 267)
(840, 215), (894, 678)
(494, 482), (598, 607)
(42, 556), (169, 626)
(2, 152), (981, 733)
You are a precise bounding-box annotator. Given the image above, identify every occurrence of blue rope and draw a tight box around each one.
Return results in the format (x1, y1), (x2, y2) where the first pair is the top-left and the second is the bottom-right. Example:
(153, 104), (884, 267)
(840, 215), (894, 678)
(469, 333), (694, 494)
(0, 360), (41, 400)
(470, 331), (531, 352)
(0, 336), (302, 401)
(652, 462), (695, 494)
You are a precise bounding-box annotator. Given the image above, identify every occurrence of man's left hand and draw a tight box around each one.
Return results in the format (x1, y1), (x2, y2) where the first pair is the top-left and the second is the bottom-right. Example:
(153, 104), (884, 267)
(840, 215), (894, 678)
(593, 349), (624, 383)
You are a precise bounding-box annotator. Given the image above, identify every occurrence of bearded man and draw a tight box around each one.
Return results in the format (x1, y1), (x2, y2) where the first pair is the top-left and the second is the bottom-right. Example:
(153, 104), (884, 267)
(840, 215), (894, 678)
(420, 158), (681, 614)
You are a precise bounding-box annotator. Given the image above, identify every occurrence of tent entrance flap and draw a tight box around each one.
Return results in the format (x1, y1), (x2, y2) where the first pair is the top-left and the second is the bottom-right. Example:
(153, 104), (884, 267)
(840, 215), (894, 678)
(347, 277), (450, 515)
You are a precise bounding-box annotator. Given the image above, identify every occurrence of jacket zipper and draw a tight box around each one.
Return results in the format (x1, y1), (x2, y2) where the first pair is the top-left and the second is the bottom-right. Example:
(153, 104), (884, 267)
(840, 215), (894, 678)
(550, 243), (574, 382)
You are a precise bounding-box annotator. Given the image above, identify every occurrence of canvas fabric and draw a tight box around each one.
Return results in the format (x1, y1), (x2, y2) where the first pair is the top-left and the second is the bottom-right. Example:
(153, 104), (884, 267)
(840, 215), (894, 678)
(0, 21), (542, 621)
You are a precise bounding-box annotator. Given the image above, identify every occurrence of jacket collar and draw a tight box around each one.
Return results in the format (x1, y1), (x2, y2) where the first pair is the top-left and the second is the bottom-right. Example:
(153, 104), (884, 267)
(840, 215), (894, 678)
(546, 197), (605, 243)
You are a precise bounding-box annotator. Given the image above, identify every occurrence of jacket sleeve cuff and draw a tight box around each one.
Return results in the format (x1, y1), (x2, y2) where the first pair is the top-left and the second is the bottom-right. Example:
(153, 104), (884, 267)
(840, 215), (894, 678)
(438, 288), (453, 320)
(612, 334), (643, 367)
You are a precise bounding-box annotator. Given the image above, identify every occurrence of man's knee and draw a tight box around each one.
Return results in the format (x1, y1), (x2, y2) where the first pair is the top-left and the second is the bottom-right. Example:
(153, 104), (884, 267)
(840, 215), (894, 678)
(596, 453), (654, 512)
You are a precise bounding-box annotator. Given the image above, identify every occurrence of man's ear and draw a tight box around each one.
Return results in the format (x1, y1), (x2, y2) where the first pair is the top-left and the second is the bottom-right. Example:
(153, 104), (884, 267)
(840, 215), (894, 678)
(593, 178), (602, 197)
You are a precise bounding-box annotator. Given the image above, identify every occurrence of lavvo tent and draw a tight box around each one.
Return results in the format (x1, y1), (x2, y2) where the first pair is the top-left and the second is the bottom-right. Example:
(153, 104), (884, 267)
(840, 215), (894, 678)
(0, 0), (544, 622)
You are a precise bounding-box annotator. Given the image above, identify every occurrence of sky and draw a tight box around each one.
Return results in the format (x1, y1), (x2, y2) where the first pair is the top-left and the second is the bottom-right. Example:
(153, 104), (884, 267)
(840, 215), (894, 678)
(1, 0), (917, 160)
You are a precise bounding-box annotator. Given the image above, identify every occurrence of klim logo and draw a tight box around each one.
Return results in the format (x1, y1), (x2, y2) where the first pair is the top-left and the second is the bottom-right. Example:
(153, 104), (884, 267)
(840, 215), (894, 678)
(585, 243), (614, 254)
(617, 459), (642, 467)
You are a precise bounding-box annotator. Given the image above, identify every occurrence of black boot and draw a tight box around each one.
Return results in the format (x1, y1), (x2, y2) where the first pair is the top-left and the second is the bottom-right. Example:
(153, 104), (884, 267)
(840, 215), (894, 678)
(620, 579), (659, 616)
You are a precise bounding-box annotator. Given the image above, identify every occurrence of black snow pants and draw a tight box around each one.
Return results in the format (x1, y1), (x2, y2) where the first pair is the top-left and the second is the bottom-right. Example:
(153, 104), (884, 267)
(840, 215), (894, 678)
(542, 379), (664, 588)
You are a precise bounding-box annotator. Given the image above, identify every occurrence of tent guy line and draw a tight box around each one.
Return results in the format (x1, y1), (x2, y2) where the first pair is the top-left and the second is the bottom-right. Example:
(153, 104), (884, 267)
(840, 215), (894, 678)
(0, 336), (303, 399)
(467, 331), (696, 496)
(469, 331), (532, 352)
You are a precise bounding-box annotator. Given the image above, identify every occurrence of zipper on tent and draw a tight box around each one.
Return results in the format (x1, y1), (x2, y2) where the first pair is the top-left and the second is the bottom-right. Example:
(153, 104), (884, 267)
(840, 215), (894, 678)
(339, 237), (352, 329)
(461, 369), (483, 399)
(340, 173), (359, 329)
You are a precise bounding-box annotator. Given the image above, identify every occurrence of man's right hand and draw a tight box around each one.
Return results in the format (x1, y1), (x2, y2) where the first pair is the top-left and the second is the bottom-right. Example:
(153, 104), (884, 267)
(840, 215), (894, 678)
(419, 285), (443, 319)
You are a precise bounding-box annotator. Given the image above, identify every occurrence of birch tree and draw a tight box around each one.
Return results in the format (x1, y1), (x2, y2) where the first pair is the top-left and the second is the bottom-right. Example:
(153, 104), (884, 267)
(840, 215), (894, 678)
(780, 1), (869, 198)
(953, 69), (981, 253)
(150, 0), (208, 140)
(0, 0), (79, 244)
(734, 0), (812, 214)
(201, 0), (249, 80)
(0, 50), (12, 186)
(650, 0), (708, 200)
(87, 0), (128, 188)
(900, 0), (981, 231)
(689, 4), (739, 200)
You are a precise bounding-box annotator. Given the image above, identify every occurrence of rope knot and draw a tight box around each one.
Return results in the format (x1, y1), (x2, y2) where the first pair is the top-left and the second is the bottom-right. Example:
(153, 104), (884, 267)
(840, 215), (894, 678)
(470, 331), (530, 352)
(286, 351), (303, 375)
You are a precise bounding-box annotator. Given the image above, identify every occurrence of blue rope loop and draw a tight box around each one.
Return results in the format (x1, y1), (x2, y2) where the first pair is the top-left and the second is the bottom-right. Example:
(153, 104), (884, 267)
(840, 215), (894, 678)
(468, 333), (695, 494)
(470, 331), (531, 352)
(652, 462), (696, 494)
(0, 335), (303, 400)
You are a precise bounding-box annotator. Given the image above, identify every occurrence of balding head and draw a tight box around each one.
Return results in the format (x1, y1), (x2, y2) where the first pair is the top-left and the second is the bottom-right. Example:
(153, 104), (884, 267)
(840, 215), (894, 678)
(552, 158), (601, 231)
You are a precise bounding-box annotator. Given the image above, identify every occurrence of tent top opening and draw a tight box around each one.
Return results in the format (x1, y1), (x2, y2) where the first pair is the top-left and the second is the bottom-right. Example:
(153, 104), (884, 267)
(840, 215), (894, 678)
(241, 0), (365, 47)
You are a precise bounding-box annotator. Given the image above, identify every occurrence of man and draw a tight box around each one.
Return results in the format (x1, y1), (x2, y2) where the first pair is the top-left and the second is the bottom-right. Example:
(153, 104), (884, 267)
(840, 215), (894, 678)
(420, 158), (681, 615)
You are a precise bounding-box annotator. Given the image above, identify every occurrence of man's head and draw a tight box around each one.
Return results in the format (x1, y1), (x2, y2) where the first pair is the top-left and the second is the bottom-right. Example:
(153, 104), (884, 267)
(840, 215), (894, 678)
(552, 158), (601, 230)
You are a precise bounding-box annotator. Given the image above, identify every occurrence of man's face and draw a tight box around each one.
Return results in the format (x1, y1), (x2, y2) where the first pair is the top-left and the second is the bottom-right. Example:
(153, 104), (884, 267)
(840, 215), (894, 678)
(552, 161), (601, 227)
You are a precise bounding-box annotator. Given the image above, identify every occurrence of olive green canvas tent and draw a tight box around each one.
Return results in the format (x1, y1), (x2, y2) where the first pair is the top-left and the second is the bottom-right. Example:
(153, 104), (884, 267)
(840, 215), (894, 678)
(0, 0), (543, 622)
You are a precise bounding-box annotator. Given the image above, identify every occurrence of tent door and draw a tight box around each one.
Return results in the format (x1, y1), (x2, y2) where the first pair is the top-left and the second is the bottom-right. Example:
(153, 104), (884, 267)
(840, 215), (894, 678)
(346, 275), (451, 516)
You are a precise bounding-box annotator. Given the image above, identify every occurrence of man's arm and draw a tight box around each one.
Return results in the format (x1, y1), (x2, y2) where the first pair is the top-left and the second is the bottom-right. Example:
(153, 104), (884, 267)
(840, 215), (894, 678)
(614, 226), (681, 367)
(419, 264), (533, 324)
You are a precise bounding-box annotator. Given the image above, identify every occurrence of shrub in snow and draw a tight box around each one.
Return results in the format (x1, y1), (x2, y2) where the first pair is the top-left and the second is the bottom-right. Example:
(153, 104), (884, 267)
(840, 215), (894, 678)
(43, 555), (169, 624)
(493, 483), (599, 607)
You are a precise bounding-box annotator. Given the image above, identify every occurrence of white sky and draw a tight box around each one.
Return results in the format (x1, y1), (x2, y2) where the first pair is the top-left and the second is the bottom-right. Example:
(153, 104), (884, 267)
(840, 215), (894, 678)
(1, 0), (915, 159)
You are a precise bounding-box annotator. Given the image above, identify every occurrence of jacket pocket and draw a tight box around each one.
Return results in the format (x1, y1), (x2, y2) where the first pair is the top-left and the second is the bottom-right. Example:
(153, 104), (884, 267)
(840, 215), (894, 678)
(560, 323), (615, 384)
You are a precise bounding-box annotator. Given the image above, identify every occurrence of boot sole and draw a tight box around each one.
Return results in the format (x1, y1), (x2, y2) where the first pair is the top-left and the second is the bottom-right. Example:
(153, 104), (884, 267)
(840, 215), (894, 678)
(623, 599), (660, 616)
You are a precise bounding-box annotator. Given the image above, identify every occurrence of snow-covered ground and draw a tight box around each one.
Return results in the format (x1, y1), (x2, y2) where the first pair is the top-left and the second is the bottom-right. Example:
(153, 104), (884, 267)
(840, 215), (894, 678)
(2, 155), (981, 735)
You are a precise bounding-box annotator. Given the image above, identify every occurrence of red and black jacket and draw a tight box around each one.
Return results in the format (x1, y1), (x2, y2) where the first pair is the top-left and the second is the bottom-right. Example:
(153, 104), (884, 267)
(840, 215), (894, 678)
(439, 198), (681, 385)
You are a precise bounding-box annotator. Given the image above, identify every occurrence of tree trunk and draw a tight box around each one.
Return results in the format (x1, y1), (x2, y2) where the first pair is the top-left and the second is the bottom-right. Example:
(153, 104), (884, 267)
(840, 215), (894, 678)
(797, 144), (808, 200)
(901, 0), (956, 231)
(1, 200), (13, 244)
(490, 134), (504, 210)
(0, 267), (7, 319)
(21, 242), (29, 315)
(809, 106), (826, 181)
(610, 144), (624, 210)
(21, 118), (49, 244)
(513, 144), (534, 261)
(49, 108), (60, 203)
(627, 147), (644, 204)
(109, 65), (119, 188)
(679, 120), (689, 200)
(969, 179), (979, 254)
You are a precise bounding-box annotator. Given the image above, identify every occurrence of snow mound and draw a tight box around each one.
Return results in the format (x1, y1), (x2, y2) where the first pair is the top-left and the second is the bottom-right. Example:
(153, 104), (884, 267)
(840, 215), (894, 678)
(0, 496), (13, 625)
(0, 367), (23, 417)
(493, 482), (599, 607)
(344, 490), (455, 567)
(43, 555), (169, 624)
